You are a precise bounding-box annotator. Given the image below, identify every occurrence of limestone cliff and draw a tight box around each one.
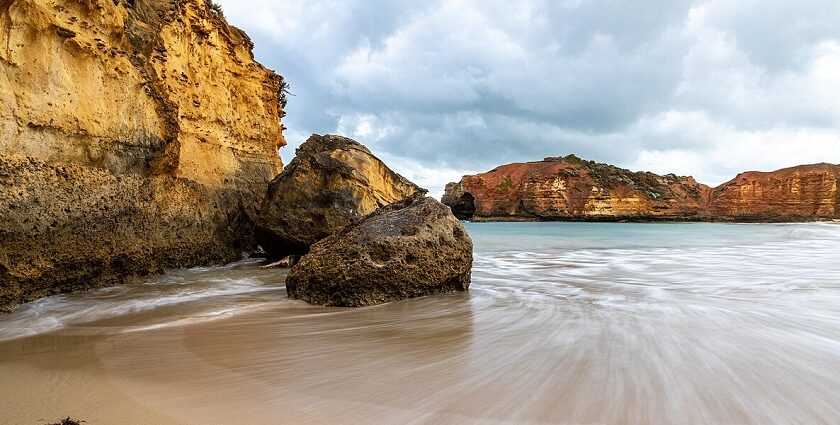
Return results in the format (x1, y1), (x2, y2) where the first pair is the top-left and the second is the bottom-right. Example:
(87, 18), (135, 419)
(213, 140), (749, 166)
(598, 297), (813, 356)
(443, 156), (840, 222)
(442, 155), (712, 221)
(0, 0), (286, 311)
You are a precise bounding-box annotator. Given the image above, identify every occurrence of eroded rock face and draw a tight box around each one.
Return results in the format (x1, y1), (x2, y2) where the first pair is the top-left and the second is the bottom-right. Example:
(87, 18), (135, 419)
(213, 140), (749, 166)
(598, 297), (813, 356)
(709, 164), (840, 221)
(443, 156), (840, 222)
(1, 0), (285, 186)
(286, 195), (473, 307)
(0, 0), (286, 311)
(443, 155), (712, 221)
(257, 134), (424, 257)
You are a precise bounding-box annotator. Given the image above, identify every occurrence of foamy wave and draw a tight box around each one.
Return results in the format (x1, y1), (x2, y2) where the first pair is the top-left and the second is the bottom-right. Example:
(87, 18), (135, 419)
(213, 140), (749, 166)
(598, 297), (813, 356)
(0, 260), (287, 342)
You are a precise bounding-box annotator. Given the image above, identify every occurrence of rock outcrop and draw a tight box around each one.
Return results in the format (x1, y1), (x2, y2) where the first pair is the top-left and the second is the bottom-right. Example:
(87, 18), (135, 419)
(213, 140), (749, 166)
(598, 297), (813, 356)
(443, 155), (712, 221)
(443, 156), (840, 222)
(286, 194), (473, 307)
(709, 163), (840, 221)
(0, 0), (286, 311)
(257, 134), (424, 257)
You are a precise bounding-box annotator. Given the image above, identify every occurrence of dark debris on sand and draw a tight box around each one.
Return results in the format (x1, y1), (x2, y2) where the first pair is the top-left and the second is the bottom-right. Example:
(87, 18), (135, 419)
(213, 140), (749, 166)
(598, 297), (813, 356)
(47, 418), (85, 425)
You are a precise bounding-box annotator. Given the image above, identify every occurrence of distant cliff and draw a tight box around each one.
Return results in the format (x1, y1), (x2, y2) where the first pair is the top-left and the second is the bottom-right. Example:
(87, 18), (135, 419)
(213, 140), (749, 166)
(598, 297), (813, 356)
(0, 0), (286, 311)
(442, 156), (839, 222)
(710, 164), (840, 221)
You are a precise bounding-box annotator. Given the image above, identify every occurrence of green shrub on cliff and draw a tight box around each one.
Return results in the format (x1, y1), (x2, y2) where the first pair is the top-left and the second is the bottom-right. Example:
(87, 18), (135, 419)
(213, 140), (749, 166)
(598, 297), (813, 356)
(206, 0), (224, 19)
(497, 176), (514, 191)
(278, 77), (292, 110)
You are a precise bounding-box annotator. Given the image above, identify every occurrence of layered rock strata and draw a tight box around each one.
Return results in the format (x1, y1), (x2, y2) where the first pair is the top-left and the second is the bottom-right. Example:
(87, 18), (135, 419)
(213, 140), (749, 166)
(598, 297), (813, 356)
(257, 134), (423, 257)
(710, 164), (840, 221)
(286, 194), (473, 307)
(443, 156), (839, 222)
(0, 0), (286, 311)
(443, 155), (712, 221)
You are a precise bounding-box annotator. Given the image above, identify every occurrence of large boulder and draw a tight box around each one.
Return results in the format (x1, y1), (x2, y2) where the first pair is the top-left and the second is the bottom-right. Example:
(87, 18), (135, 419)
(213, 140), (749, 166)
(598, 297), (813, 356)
(286, 194), (473, 307)
(257, 134), (424, 256)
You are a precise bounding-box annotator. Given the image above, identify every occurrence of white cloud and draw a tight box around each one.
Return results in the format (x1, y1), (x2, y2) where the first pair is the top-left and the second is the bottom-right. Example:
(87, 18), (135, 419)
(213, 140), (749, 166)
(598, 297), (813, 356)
(629, 110), (840, 185)
(335, 113), (395, 141)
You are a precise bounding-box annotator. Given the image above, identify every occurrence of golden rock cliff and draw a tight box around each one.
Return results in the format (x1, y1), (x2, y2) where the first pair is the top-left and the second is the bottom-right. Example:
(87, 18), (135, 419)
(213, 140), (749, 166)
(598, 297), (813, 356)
(0, 0), (286, 311)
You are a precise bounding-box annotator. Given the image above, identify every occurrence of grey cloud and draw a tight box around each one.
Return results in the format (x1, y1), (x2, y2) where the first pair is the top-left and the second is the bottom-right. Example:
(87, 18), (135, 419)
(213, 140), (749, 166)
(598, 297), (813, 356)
(218, 0), (840, 191)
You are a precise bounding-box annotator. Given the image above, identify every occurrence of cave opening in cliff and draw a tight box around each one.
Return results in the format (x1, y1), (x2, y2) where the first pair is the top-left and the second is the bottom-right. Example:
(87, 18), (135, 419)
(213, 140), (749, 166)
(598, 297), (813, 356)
(451, 193), (477, 220)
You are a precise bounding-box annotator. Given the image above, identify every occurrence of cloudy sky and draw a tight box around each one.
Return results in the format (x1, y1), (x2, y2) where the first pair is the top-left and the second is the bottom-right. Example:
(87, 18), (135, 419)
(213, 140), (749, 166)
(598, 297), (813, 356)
(218, 0), (840, 197)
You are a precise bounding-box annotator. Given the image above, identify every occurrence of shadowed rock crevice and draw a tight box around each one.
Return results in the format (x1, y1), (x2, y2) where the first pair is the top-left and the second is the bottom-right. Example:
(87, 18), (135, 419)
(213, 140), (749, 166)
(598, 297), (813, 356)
(451, 193), (477, 220)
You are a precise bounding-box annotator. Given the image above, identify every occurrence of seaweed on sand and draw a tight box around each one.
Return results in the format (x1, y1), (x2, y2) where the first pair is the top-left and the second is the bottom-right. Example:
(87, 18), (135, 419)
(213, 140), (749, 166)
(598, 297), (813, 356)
(47, 418), (85, 425)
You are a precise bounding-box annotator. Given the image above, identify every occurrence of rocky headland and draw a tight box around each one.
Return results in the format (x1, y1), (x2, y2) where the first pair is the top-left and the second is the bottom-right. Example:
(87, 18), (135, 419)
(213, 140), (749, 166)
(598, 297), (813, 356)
(1, 0), (287, 311)
(443, 155), (839, 222)
(710, 164), (840, 222)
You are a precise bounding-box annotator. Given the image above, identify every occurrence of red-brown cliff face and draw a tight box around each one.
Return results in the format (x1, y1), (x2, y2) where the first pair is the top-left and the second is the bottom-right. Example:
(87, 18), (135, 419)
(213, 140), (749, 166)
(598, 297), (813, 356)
(442, 155), (713, 221)
(710, 163), (840, 221)
(442, 156), (840, 222)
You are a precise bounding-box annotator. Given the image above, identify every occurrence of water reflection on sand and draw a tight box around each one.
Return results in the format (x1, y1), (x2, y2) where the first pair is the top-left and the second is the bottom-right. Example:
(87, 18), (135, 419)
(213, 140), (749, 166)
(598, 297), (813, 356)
(2, 223), (840, 424)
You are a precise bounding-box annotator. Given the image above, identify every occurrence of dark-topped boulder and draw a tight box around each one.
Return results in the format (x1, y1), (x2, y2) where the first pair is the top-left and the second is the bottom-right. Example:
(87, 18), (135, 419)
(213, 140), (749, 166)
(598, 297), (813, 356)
(256, 134), (424, 257)
(286, 194), (473, 307)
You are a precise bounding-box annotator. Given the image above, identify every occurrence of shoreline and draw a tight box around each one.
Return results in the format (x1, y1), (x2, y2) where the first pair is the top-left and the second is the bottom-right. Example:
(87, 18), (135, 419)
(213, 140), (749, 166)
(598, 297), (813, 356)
(466, 216), (840, 224)
(3, 221), (840, 424)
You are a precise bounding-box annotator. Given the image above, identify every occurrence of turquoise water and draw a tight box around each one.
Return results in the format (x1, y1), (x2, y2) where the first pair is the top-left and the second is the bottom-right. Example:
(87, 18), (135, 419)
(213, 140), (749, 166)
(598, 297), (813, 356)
(2, 222), (840, 424)
(467, 221), (835, 250)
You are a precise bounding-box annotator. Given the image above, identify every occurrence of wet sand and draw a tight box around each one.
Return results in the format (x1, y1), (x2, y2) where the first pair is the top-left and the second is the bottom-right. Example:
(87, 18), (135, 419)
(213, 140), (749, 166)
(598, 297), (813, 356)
(2, 223), (840, 424)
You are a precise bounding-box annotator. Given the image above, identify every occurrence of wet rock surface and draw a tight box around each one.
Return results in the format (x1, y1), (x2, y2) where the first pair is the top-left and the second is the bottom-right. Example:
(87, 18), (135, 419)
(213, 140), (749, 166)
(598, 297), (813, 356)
(257, 134), (424, 257)
(286, 195), (473, 307)
(0, 154), (256, 312)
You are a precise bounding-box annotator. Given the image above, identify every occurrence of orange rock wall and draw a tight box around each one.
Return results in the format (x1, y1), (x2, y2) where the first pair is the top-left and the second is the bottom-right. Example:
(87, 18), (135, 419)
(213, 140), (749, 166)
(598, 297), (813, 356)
(710, 164), (840, 221)
(443, 156), (839, 222)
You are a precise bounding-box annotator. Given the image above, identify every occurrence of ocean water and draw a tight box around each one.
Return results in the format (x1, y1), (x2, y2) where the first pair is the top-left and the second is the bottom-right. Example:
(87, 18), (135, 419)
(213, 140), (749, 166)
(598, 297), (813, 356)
(1, 222), (840, 424)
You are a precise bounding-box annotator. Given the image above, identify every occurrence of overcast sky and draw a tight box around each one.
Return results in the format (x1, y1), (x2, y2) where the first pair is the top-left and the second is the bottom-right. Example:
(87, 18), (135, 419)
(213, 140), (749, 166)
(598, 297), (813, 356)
(218, 0), (840, 196)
